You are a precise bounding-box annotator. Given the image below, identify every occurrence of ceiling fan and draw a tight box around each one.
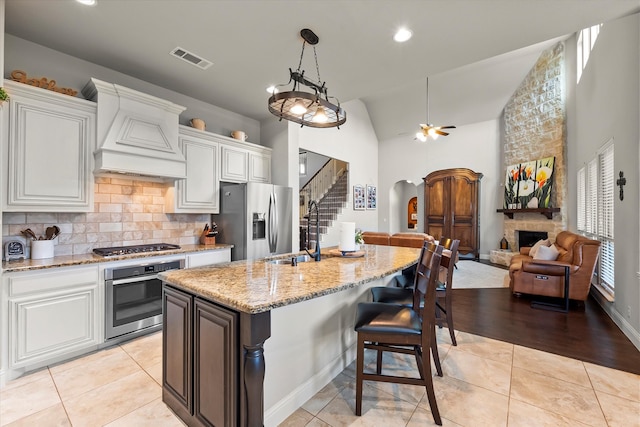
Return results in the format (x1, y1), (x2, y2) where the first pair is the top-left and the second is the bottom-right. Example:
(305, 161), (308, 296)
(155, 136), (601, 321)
(415, 77), (456, 141)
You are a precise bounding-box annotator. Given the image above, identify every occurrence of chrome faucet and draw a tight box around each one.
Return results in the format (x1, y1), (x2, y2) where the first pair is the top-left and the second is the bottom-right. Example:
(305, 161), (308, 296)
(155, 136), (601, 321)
(305, 200), (321, 261)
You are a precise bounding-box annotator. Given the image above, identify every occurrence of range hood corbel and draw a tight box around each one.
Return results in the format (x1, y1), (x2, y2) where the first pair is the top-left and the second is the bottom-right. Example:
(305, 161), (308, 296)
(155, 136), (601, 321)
(82, 78), (188, 179)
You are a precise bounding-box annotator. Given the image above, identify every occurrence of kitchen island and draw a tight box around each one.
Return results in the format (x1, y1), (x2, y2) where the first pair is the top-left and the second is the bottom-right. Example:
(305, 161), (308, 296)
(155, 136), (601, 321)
(158, 244), (420, 427)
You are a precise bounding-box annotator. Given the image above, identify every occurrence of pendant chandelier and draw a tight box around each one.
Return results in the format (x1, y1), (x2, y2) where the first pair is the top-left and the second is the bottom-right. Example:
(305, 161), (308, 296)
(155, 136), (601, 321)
(268, 29), (346, 129)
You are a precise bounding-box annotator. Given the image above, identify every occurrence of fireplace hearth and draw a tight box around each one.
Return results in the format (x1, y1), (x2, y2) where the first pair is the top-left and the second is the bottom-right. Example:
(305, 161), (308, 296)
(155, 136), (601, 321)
(517, 230), (548, 250)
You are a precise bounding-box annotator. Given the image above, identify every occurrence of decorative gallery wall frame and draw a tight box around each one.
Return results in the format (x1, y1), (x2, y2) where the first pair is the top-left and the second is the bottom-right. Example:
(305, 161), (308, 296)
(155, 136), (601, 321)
(503, 156), (555, 209)
(353, 185), (365, 210)
(366, 185), (377, 210)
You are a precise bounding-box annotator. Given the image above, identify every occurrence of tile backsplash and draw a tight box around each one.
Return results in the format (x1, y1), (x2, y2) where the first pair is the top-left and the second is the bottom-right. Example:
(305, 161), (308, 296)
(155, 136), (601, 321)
(2, 177), (209, 256)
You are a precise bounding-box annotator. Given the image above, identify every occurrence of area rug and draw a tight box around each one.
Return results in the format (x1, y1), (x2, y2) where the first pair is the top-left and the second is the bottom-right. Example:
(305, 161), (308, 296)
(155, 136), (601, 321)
(452, 260), (510, 289)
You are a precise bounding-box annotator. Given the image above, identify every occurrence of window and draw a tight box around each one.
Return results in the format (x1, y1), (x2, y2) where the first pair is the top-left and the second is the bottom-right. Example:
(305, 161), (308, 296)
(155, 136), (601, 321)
(598, 144), (615, 291)
(577, 140), (615, 294)
(577, 24), (603, 83)
(586, 158), (598, 234)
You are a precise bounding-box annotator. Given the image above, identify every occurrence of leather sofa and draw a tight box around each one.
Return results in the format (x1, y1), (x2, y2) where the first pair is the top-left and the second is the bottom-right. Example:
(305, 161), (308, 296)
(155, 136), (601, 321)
(361, 231), (434, 248)
(509, 230), (601, 301)
(389, 232), (435, 248)
(361, 231), (391, 246)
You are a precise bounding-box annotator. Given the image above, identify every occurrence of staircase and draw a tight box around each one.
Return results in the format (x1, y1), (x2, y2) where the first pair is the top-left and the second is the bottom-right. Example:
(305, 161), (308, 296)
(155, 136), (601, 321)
(300, 165), (349, 251)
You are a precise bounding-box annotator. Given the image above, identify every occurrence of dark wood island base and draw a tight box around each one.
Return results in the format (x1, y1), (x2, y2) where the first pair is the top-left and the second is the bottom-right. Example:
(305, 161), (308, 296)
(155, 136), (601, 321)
(162, 285), (271, 427)
(158, 246), (421, 426)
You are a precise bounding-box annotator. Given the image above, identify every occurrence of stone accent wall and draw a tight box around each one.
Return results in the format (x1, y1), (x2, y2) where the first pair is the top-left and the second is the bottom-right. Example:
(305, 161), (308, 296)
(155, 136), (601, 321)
(502, 42), (567, 250)
(2, 177), (208, 256)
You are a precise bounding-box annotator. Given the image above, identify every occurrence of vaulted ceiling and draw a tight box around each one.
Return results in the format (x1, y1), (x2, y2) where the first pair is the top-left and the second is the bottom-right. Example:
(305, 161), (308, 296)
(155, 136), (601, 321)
(5, 1), (639, 141)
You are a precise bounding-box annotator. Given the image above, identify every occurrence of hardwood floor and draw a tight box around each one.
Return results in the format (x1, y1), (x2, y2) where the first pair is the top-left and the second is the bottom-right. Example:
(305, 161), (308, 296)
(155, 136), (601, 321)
(451, 285), (640, 375)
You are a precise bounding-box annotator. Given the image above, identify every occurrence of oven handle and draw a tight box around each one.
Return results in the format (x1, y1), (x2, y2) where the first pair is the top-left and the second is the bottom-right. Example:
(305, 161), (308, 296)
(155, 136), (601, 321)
(109, 274), (160, 286)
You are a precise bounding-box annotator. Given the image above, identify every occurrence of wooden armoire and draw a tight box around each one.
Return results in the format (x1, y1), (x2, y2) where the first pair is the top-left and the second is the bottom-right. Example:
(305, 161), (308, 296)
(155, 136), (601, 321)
(423, 168), (483, 260)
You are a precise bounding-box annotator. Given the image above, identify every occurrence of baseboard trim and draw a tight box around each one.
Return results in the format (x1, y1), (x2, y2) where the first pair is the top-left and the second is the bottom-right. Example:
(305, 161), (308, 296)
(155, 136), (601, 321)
(590, 287), (640, 351)
(264, 343), (356, 427)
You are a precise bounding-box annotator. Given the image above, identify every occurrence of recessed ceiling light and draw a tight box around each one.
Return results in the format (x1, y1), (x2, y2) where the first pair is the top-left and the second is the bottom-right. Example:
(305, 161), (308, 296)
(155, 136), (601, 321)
(394, 28), (412, 43)
(266, 86), (278, 94)
(76, 0), (97, 5)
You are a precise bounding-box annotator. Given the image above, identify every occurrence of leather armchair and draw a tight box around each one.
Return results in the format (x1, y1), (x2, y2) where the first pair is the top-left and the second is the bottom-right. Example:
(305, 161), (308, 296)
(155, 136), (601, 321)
(509, 231), (601, 301)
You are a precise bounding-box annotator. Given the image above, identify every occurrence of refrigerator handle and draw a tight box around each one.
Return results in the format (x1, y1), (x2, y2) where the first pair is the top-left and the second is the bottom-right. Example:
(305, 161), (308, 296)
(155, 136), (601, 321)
(269, 193), (278, 253)
(272, 191), (279, 251)
(267, 193), (276, 253)
(267, 193), (273, 252)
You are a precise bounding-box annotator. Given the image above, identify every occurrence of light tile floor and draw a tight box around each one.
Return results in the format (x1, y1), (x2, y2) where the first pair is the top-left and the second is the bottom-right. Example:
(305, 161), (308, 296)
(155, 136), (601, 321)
(1, 329), (638, 427)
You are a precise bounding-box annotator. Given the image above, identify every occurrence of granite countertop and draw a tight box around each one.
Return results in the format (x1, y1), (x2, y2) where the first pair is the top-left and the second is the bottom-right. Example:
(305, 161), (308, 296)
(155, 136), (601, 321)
(1, 244), (234, 273)
(159, 244), (420, 314)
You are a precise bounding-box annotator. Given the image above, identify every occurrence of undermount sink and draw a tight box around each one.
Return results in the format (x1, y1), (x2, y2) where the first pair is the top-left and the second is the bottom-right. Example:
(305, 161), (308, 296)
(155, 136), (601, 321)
(267, 255), (313, 265)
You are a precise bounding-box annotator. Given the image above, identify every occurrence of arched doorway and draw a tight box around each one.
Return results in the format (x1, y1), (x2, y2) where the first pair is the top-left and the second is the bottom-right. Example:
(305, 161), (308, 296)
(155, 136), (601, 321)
(389, 180), (418, 234)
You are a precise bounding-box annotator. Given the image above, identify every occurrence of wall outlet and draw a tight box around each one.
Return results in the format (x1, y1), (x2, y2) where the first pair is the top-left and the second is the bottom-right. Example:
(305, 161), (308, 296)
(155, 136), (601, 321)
(627, 305), (632, 319)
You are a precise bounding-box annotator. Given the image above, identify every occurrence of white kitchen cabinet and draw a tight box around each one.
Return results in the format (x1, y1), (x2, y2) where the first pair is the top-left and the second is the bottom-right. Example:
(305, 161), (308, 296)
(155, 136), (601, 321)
(219, 137), (272, 184)
(185, 248), (231, 268)
(249, 151), (272, 183)
(220, 143), (249, 183)
(2, 265), (101, 379)
(1, 80), (95, 212)
(166, 126), (219, 213)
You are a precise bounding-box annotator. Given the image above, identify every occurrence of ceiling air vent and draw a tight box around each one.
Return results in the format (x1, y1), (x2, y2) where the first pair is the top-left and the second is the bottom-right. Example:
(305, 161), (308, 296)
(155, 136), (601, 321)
(170, 47), (213, 70)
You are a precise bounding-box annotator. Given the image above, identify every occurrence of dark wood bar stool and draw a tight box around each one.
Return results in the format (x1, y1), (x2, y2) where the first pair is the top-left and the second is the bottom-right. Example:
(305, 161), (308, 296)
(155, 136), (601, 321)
(354, 243), (444, 425)
(369, 240), (429, 305)
(392, 237), (456, 289)
(434, 238), (460, 345)
(391, 242), (427, 289)
(390, 240), (429, 289)
(370, 238), (460, 345)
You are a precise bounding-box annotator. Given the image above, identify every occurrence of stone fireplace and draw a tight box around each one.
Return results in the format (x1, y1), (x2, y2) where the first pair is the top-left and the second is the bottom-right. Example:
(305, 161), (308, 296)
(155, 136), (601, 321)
(500, 42), (567, 250)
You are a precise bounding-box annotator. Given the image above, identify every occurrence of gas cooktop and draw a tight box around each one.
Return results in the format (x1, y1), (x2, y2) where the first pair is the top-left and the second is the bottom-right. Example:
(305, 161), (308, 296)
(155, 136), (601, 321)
(93, 243), (181, 257)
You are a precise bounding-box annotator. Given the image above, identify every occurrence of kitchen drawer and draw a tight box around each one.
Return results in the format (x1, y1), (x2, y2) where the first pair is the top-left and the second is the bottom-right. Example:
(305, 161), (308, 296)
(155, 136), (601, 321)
(7, 265), (99, 297)
(186, 249), (231, 268)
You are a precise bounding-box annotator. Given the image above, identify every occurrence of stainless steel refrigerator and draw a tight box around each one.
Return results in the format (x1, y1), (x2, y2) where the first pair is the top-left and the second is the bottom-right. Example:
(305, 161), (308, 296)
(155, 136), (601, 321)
(213, 182), (293, 261)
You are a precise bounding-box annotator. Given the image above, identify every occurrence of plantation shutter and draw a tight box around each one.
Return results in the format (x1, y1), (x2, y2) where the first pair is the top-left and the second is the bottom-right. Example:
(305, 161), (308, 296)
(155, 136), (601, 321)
(598, 144), (615, 290)
(586, 159), (598, 234)
(577, 167), (586, 231)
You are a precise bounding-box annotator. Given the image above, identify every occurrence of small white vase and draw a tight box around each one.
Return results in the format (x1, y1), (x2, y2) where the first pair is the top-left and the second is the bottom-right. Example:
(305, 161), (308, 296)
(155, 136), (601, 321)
(354, 244), (360, 251)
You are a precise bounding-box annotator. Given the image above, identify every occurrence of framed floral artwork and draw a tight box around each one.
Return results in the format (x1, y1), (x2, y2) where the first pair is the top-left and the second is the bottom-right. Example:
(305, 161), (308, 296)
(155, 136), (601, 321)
(503, 157), (555, 209)
(353, 185), (365, 210)
(531, 156), (555, 208)
(504, 163), (521, 209)
(366, 185), (377, 210)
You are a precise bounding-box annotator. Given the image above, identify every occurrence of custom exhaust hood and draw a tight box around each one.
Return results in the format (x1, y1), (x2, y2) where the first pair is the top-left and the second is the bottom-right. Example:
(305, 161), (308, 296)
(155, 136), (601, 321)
(82, 78), (187, 179)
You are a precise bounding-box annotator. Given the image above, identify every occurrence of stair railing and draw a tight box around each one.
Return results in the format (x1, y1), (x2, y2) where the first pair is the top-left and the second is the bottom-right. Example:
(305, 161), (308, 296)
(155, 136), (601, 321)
(299, 158), (348, 219)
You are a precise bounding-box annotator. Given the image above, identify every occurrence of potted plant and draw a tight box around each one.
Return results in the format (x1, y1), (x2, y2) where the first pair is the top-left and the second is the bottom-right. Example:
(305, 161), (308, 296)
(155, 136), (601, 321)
(355, 229), (364, 250)
(0, 87), (9, 105)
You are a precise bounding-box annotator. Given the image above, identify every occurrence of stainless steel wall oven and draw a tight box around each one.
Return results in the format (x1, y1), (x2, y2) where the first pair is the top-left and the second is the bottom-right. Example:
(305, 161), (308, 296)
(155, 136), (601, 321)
(105, 259), (184, 341)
